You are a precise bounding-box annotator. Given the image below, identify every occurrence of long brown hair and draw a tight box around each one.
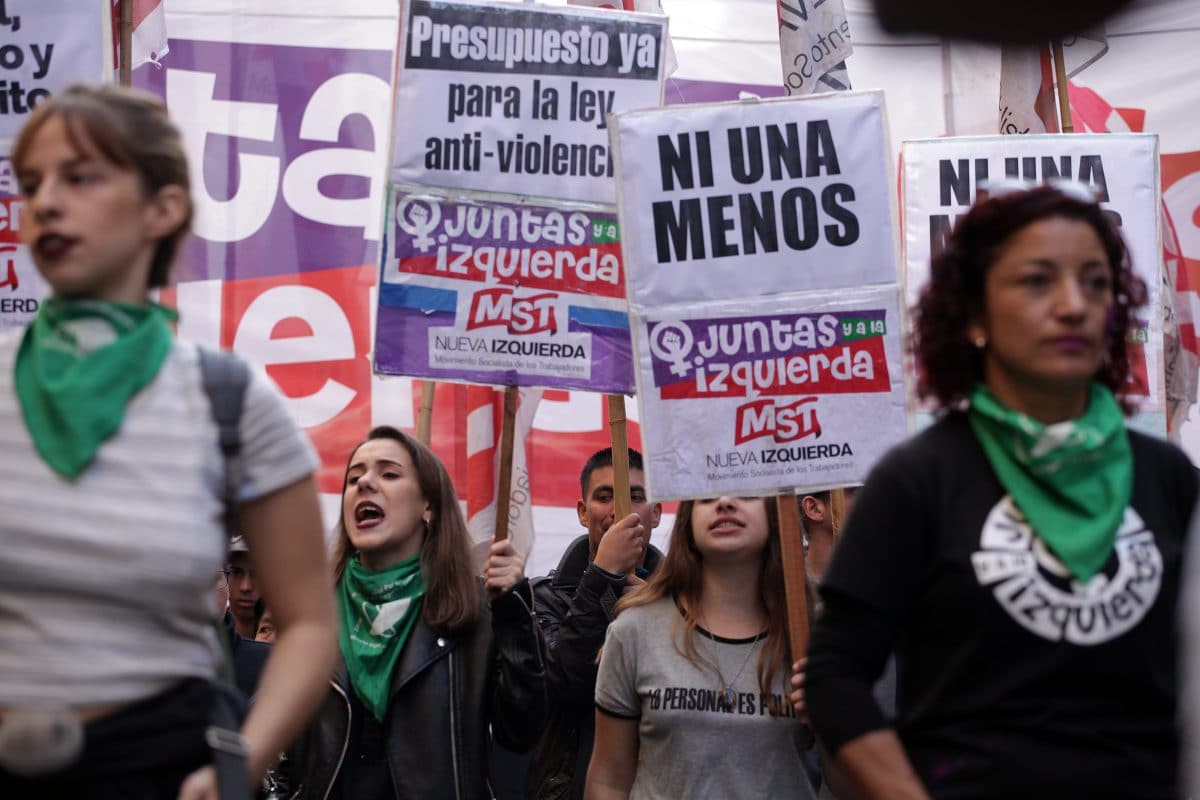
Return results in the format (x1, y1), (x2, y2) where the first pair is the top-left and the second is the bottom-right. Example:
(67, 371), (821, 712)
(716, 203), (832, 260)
(617, 497), (791, 712)
(12, 83), (193, 289)
(332, 426), (479, 634)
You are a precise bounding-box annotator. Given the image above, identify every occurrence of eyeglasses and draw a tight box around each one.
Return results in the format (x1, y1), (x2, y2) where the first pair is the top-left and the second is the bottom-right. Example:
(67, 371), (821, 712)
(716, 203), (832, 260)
(977, 177), (1103, 205)
(219, 566), (257, 587)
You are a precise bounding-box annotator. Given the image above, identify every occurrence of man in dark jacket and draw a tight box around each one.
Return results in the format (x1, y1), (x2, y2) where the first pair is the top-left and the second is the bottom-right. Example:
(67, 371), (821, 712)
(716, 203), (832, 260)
(527, 447), (663, 800)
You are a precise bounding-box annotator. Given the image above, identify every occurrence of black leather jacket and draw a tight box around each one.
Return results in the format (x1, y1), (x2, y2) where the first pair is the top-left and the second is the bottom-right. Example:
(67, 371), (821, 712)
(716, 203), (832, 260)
(527, 535), (663, 800)
(287, 580), (546, 800)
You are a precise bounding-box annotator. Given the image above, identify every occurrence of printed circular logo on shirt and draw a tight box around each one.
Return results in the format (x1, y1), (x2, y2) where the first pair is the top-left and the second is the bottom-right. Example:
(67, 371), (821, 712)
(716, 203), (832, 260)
(971, 497), (1162, 645)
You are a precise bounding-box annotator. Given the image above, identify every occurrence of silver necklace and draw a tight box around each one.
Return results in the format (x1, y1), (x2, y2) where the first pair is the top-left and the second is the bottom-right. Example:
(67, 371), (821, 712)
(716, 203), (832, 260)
(705, 629), (764, 707)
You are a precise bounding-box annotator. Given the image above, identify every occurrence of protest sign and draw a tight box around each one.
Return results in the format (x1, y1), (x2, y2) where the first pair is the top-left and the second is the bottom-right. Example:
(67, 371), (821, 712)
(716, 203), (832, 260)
(632, 285), (908, 500)
(375, 188), (633, 393)
(902, 134), (1164, 418)
(391, 0), (667, 204)
(0, 141), (46, 331)
(612, 90), (896, 309)
(0, 0), (111, 141)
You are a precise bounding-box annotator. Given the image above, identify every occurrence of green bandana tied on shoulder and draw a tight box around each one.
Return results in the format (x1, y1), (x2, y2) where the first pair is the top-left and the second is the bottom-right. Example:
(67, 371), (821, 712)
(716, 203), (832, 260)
(338, 554), (426, 722)
(967, 383), (1132, 582)
(14, 298), (177, 479)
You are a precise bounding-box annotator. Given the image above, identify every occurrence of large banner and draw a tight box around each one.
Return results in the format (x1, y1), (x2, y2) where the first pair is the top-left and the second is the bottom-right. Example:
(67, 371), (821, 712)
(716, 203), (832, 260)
(136, 0), (399, 493)
(612, 90), (896, 310)
(0, 0), (111, 141)
(0, 141), (46, 331)
(375, 189), (633, 393)
(634, 286), (907, 499)
(391, 0), (667, 205)
(902, 134), (1165, 420)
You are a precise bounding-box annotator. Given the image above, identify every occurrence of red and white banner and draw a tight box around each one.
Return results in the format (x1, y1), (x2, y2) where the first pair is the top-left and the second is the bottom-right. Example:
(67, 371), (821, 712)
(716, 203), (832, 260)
(998, 44), (1059, 135)
(129, 0), (168, 66)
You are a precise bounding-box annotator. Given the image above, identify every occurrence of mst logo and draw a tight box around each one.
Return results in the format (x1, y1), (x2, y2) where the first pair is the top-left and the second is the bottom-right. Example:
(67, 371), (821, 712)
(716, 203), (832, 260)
(467, 287), (558, 335)
(0, 246), (18, 291)
(734, 397), (821, 445)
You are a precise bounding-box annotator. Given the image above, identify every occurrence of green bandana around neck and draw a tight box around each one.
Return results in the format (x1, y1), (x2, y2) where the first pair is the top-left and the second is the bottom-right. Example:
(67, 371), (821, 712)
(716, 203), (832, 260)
(14, 298), (177, 479)
(967, 383), (1132, 582)
(337, 554), (427, 722)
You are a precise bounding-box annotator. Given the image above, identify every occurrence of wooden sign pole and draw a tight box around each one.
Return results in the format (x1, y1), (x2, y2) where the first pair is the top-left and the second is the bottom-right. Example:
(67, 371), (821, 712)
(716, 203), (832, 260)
(1051, 39), (1075, 133)
(776, 492), (811, 662)
(415, 380), (436, 446)
(606, 394), (632, 520)
(493, 386), (520, 542)
(119, 0), (133, 87)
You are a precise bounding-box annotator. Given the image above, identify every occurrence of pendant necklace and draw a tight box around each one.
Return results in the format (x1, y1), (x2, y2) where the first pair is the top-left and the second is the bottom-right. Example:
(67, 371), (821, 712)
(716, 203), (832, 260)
(707, 629), (764, 707)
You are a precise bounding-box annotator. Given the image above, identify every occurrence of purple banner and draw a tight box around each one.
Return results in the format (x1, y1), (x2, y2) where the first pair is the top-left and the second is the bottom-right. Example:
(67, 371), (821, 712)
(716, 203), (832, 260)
(135, 38), (393, 282)
(375, 191), (633, 393)
(646, 309), (888, 387)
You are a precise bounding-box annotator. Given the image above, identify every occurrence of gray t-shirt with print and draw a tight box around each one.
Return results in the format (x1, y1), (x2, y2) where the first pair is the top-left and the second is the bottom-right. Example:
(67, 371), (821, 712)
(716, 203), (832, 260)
(595, 596), (817, 800)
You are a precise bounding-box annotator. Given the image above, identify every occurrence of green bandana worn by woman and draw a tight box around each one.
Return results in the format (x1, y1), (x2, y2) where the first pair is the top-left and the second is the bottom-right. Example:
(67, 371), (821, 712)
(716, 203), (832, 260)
(968, 383), (1133, 582)
(338, 554), (427, 721)
(14, 298), (177, 479)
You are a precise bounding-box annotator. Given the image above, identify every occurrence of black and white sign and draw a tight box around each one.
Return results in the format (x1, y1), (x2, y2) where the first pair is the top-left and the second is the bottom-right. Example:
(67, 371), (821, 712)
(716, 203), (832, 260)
(391, 0), (667, 204)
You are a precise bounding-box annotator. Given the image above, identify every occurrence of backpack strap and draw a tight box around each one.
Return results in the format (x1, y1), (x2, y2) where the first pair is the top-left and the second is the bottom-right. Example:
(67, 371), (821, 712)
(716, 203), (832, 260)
(197, 347), (254, 800)
(198, 347), (250, 537)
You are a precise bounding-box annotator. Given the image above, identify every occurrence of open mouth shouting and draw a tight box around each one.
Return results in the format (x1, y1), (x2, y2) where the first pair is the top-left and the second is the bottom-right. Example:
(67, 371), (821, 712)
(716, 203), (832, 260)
(354, 501), (385, 529)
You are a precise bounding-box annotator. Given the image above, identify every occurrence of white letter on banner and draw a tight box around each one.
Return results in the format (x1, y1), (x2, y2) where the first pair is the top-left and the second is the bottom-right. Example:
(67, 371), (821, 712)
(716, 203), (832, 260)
(282, 73), (391, 241)
(233, 285), (357, 428)
(167, 69), (279, 243)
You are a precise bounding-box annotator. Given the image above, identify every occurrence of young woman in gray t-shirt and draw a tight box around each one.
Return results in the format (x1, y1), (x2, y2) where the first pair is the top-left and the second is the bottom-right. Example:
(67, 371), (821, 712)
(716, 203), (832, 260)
(587, 496), (817, 800)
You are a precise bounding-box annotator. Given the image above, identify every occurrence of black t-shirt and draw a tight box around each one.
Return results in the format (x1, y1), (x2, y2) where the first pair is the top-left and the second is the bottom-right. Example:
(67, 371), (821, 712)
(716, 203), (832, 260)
(818, 412), (1198, 799)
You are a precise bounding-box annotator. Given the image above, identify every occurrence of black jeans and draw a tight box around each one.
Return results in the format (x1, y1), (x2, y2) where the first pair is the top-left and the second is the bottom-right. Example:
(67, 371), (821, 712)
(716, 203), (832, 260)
(0, 679), (213, 800)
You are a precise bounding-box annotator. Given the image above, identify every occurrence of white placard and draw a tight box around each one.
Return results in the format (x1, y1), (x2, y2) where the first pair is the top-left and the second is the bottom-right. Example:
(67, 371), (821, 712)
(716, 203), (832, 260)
(612, 90), (897, 310)
(391, 0), (667, 205)
(632, 285), (908, 500)
(902, 134), (1164, 416)
(0, 0), (111, 141)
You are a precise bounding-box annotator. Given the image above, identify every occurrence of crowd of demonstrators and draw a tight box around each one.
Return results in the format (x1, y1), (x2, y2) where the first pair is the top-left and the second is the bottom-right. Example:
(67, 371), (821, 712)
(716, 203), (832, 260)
(803, 183), (1199, 799)
(527, 447), (664, 800)
(7, 79), (1200, 800)
(586, 496), (816, 800)
(282, 426), (547, 800)
(0, 84), (337, 798)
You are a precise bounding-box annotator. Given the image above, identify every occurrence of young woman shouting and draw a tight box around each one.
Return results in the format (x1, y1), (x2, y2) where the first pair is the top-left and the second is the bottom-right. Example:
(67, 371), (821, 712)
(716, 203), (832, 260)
(287, 426), (547, 799)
